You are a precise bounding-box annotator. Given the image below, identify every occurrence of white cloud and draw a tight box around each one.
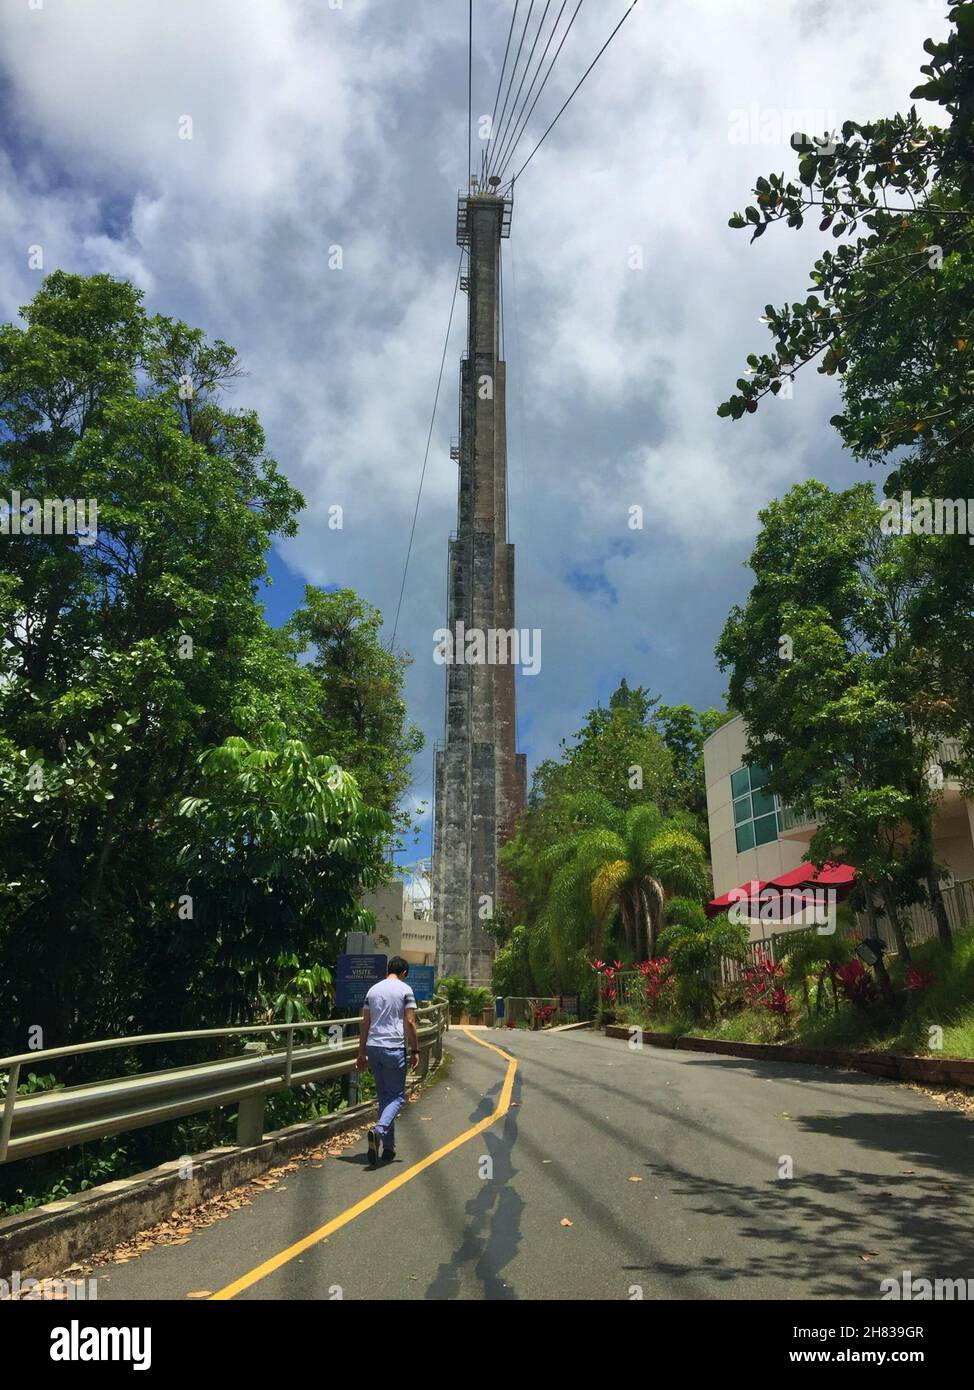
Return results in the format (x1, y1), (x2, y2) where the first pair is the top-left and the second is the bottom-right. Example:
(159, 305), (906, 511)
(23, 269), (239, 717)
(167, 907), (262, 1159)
(0, 0), (950, 815)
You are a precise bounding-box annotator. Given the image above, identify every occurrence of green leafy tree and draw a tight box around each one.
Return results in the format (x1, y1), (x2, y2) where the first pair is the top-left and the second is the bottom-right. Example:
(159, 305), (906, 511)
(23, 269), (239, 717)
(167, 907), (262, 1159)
(654, 702), (733, 835)
(284, 587), (423, 834)
(540, 795), (710, 968)
(658, 898), (748, 1021)
(715, 479), (952, 955)
(174, 738), (390, 1026)
(717, 3), (974, 785)
(0, 273), (407, 1049)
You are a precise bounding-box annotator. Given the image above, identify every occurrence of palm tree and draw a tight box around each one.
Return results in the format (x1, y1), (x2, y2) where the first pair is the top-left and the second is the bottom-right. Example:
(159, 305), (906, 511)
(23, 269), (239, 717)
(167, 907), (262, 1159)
(539, 796), (710, 970)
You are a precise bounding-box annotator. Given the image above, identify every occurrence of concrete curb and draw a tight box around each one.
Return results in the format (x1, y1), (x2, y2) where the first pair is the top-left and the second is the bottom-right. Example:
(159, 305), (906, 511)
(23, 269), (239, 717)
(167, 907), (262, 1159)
(602, 1025), (974, 1088)
(0, 1079), (425, 1282)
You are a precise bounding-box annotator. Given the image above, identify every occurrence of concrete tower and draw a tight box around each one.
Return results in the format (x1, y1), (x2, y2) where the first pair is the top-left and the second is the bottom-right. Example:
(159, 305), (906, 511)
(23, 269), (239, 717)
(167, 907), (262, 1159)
(433, 190), (527, 983)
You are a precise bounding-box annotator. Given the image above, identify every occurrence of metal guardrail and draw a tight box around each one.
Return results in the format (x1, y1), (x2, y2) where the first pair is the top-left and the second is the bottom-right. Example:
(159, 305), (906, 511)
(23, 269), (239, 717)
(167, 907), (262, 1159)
(0, 1000), (449, 1165)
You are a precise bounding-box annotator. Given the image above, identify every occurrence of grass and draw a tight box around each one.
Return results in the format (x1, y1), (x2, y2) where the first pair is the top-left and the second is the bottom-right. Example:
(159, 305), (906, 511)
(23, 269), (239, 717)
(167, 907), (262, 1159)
(617, 924), (974, 1060)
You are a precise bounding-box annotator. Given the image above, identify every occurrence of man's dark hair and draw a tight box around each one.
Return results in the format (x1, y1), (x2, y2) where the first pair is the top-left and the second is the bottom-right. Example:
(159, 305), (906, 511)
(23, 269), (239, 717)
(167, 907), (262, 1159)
(388, 956), (409, 977)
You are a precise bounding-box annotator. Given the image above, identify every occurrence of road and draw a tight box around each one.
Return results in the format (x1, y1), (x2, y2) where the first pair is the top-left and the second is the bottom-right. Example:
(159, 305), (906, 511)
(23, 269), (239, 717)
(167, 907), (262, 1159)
(92, 1026), (974, 1301)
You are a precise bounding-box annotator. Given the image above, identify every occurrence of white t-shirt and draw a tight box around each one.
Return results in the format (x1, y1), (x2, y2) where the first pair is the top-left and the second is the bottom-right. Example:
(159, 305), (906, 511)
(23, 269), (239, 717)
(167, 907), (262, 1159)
(365, 977), (417, 1048)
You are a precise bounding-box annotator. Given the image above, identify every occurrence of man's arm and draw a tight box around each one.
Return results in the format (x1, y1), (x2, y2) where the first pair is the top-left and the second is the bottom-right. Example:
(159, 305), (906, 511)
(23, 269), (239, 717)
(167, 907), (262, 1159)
(405, 1007), (419, 1070)
(356, 1006), (371, 1072)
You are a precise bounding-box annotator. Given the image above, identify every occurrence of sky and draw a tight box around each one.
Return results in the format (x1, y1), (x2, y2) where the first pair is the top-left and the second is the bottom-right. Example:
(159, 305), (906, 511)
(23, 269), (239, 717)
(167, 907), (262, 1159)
(0, 0), (951, 860)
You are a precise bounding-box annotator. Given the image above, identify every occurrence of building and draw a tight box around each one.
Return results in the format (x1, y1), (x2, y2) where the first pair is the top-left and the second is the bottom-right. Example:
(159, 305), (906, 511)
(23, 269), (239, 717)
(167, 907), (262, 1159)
(432, 189), (527, 984)
(359, 880), (438, 968)
(703, 713), (974, 943)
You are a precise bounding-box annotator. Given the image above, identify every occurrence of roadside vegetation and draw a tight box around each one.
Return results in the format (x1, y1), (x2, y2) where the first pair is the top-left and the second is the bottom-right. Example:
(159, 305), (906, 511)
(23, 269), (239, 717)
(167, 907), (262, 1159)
(0, 274), (420, 1214)
(608, 924), (974, 1061)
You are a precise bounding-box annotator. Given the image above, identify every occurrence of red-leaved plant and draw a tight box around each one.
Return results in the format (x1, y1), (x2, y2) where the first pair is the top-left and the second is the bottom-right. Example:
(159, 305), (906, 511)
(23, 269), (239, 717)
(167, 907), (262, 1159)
(836, 960), (877, 1009)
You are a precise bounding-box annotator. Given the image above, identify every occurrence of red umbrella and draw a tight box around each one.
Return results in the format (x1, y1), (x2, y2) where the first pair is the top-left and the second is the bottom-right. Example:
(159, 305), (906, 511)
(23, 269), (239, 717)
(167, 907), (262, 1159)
(767, 861), (856, 894)
(705, 863), (857, 919)
(704, 879), (768, 919)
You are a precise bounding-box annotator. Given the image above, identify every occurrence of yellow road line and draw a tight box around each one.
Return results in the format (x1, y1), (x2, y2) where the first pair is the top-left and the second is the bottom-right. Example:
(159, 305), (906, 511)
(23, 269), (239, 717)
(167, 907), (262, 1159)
(209, 1027), (517, 1300)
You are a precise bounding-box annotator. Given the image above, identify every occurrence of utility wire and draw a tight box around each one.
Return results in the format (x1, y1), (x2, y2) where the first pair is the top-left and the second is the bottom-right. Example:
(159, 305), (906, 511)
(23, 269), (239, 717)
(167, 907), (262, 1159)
(493, 0), (580, 183)
(482, 0), (520, 184)
(487, 0), (553, 183)
(487, 0), (536, 184)
(391, 251), (464, 651)
(502, 0), (640, 189)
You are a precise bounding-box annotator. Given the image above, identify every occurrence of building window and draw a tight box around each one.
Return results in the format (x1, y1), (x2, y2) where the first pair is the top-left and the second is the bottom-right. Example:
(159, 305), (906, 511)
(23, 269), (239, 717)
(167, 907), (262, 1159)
(731, 764), (782, 853)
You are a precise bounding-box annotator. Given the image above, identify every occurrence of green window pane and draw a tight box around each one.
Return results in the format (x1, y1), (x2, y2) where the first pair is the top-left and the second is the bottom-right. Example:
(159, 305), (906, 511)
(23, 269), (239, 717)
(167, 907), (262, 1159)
(749, 765), (769, 790)
(753, 812), (778, 847)
(730, 767), (750, 799)
(751, 788), (776, 818)
(735, 820), (756, 853)
(733, 794), (752, 825)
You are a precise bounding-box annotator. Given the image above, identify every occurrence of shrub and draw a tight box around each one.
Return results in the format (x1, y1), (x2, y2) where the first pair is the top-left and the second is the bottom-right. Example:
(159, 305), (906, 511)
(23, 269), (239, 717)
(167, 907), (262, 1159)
(836, 960), (877, 1009)
(436, 975), (469, 1015)
(466, 986), (493, 1016)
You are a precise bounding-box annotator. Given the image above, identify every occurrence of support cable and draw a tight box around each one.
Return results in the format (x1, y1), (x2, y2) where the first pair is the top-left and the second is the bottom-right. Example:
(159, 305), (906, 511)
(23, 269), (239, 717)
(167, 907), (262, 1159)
(493, 0), (580, 183)
(482, 0), (520, 184)
(502, 0), (640, 189)
(391, 251), (465, 651)
(487, 0), (536, 185)
(487, 0), (553, 183)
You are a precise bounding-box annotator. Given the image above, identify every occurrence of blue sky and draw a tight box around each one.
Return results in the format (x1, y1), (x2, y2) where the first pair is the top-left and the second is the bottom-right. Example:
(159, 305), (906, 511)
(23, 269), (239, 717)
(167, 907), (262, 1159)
(0, 0), (948, 863)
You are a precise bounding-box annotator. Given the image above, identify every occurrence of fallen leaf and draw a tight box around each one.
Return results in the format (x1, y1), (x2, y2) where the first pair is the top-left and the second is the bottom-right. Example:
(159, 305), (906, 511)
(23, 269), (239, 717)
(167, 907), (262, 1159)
(560, 1218), (574, 1227)
(186, 1291), (212, 1299)
(859, 1252), (879, 1262)
(628, 1176), (643, 1183)
(542, 1159), (552, 1164)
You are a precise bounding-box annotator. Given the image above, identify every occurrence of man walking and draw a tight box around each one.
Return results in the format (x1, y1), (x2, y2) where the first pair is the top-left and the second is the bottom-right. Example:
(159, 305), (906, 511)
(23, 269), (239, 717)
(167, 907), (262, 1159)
(356, 956), (420, 1167)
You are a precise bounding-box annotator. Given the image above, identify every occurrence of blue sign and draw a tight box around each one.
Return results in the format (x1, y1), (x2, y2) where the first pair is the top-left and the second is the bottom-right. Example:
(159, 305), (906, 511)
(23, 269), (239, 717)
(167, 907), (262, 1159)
(335, 953), (386, 1008)
(405, 965), (435, 1002)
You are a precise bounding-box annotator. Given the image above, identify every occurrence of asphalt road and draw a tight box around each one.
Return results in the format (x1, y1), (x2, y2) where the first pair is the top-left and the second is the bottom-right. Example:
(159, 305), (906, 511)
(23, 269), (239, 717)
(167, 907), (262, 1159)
(91, 1026), (974, 1301)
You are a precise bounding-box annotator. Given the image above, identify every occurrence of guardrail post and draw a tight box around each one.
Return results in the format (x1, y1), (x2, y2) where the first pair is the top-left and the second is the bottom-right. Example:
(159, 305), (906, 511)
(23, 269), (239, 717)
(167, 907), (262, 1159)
(236, 1095), (265, 1147)
(0, 1061), (21, 1163)
(284, 1029), (294, 1089)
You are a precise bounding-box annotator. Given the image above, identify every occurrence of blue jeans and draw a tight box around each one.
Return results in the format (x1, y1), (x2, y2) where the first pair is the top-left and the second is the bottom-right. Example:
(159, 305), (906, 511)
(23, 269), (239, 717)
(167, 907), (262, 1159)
(367, 1045), (406, 1150)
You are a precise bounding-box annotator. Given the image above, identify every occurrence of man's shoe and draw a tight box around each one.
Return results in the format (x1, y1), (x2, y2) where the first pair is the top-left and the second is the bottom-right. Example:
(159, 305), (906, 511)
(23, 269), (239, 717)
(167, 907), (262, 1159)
(380, 1148), (396, 1163)
(367, 1127), (379, 1166)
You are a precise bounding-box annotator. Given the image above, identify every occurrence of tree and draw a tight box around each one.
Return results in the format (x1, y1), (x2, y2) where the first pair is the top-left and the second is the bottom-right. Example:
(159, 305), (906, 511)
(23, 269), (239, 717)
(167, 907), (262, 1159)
(654, 702), (733, 835)
(0, 273), (404, 1049)
(658, 898), (748, 1021)
(540, 795), (710, 968)
(715, 479), (953, 954)
(174, 738), (391, 1026)
(499, 683), (723, 986)
(284, 586), (424, 834)
(717, 3), (974, 786)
